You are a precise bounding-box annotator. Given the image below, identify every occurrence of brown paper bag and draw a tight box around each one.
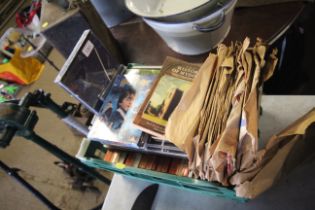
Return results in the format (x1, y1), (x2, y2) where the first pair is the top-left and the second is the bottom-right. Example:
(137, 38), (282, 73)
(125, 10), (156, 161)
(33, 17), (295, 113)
(166, 38), (280, 192)
(233, 108), (315, 198)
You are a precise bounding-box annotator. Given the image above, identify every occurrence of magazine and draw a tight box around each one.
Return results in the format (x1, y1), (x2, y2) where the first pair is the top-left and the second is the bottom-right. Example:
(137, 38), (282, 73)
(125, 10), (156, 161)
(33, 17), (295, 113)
(133, 57), (200, 138)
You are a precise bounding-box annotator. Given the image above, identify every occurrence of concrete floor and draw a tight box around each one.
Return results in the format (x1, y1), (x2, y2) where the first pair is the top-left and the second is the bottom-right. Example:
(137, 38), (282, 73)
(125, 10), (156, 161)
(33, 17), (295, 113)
(0, 49), (112, 210)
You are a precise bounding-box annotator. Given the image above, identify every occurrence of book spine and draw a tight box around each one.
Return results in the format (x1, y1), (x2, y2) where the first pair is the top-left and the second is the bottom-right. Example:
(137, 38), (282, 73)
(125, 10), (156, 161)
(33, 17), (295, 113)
(104, 150), (187, 176)
(168, 158), (181, 175)
(176, 159), (188, 176)
(103, 150), (113, 162)
(175, 159), (185, 176)
(132, 153), (142, 168)
(111, 151), (120, 163)
(156, 156), (171, 173)
(145, 155), (157, 170)
(117, 152), (127, 163)
(94, 149), (105, 159)
(138, 154), (150, 169)
(124, 153), (136, 166)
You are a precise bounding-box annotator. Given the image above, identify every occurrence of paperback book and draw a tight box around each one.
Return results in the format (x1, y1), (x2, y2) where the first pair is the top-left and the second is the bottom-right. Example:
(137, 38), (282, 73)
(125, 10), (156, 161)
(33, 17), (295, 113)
(133, 57), (200, 138)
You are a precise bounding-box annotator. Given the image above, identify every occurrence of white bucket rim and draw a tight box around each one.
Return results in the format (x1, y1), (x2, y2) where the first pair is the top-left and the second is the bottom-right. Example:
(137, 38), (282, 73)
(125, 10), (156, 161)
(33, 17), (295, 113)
(125, 0), (210, 18)
(144, 0), (237, 32)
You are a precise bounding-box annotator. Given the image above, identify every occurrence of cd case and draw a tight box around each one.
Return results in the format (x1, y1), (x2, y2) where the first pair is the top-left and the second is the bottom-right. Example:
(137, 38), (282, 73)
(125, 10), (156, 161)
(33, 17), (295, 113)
(55, 30), (186, 158)
(55, 29), (122, 115)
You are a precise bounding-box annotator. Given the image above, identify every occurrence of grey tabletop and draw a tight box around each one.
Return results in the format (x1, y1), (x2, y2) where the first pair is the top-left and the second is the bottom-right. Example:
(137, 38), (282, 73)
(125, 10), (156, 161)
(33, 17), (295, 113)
(102, 95), (315, 210)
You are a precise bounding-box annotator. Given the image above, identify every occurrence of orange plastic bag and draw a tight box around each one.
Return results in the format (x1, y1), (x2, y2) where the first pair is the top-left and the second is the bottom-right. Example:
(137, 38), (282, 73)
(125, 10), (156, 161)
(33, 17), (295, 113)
(0, 48), (44, 84)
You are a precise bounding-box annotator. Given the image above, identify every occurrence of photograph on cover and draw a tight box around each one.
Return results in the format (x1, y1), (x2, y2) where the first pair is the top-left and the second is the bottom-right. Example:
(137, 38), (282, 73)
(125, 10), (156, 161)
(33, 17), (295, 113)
(141, 74), (191, 127)
(88, 68), (159, 146)
(102, 74), (136, 131)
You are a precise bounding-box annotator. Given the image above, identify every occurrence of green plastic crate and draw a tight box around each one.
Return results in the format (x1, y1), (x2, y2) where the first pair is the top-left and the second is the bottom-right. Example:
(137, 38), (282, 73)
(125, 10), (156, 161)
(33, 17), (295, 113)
(76, 139), (247, 202)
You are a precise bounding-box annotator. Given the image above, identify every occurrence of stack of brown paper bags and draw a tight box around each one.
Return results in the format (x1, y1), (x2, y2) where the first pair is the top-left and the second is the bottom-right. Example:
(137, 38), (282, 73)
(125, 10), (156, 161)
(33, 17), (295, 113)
(165, 37), (295, 198)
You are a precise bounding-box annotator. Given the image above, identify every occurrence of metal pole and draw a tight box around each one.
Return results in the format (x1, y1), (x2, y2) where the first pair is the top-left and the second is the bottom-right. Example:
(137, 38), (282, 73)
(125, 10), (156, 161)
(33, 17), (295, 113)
(0, 161), (60, 210)
(22, 36), (60, 71)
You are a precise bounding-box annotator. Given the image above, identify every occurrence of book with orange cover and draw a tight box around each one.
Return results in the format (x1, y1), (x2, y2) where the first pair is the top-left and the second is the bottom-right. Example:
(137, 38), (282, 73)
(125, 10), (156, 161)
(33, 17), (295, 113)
(124, 152), (136, 166)
(104, 150), (114, 162)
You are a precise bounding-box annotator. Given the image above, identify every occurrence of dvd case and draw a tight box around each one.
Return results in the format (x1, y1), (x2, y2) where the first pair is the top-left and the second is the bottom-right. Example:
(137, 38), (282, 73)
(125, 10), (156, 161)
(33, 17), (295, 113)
(88, 67), (160, 149)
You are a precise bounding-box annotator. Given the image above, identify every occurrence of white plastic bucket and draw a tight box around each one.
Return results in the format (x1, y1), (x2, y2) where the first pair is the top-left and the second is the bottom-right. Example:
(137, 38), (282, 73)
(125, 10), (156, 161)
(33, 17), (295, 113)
(143, 0), (237, 55)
